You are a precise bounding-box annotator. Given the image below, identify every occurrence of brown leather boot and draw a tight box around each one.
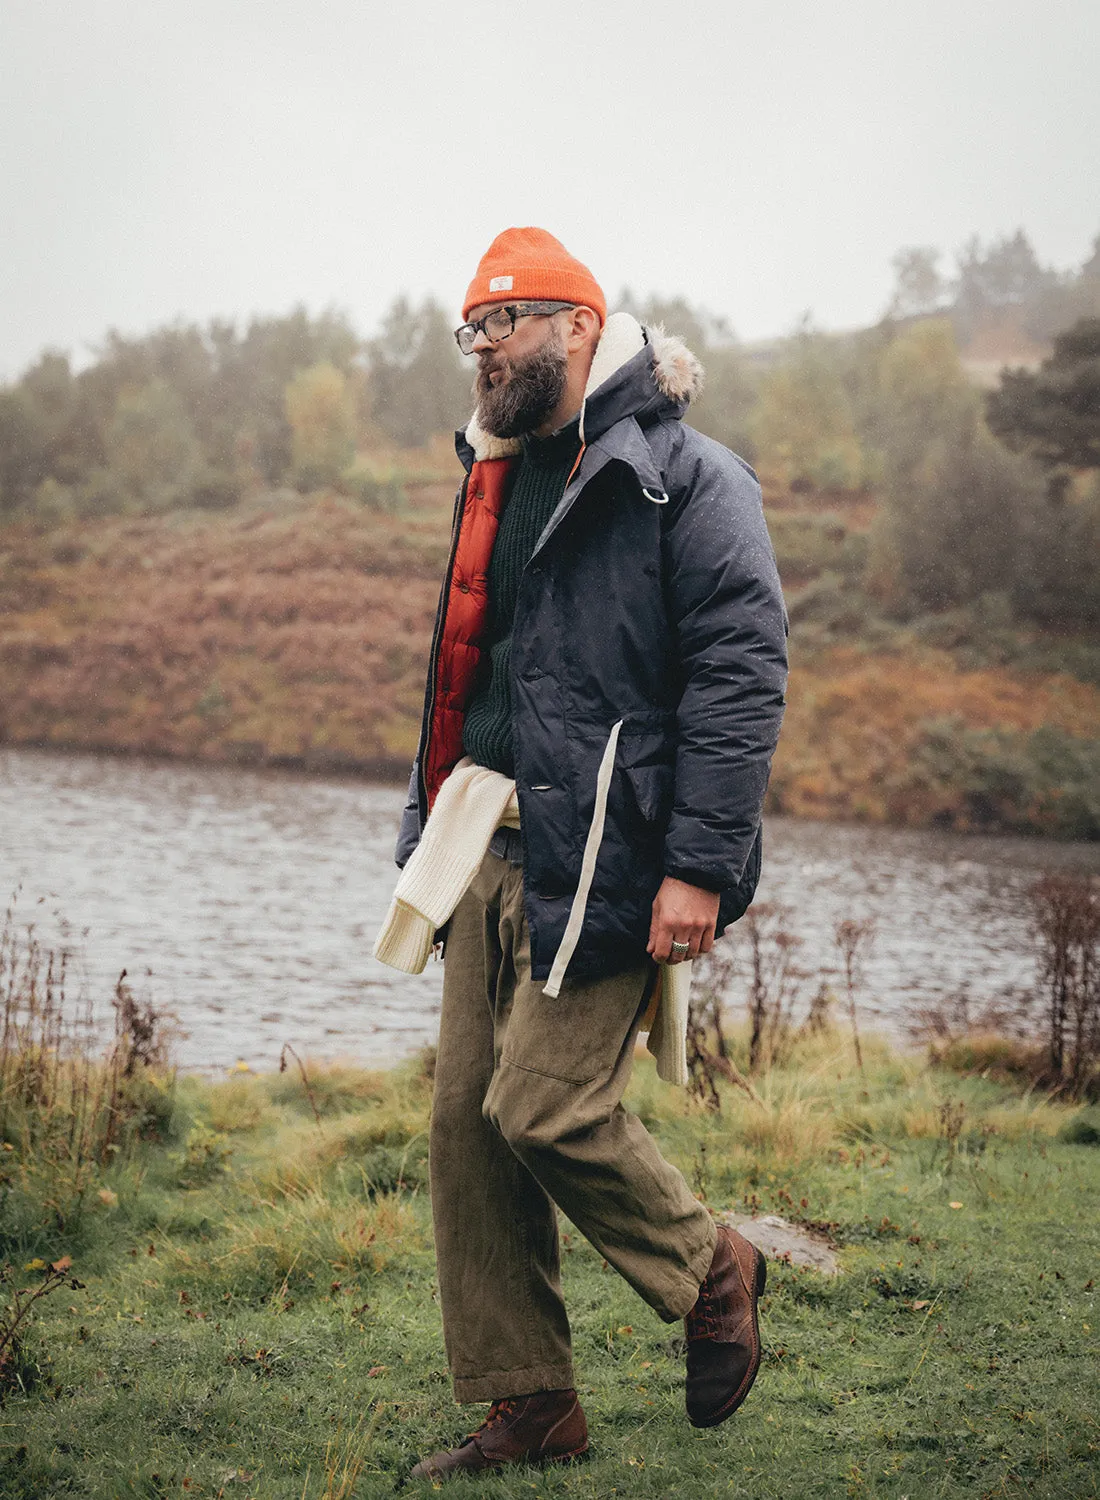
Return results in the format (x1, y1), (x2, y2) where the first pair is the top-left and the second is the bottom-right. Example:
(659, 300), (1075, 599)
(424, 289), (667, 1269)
(684, 1224), (767, 1427)
(407, 1388), (589, 1483)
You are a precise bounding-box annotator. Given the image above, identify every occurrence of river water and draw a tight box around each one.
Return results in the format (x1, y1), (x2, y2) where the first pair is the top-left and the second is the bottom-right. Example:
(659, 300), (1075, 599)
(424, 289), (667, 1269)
(1, 746), (1096, 1073)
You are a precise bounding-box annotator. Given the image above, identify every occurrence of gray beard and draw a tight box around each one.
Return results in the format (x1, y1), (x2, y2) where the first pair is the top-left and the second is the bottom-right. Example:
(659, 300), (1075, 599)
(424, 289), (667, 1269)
(474, 335), (569, 438)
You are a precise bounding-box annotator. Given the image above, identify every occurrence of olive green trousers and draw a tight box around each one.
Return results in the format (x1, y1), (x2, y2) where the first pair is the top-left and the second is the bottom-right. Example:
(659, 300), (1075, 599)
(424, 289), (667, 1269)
(430, 848), (716, 1402)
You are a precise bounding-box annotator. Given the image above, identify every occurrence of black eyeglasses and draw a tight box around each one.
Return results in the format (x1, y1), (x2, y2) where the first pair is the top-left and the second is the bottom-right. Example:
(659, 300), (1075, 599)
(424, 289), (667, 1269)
(454, 301), (576, 355)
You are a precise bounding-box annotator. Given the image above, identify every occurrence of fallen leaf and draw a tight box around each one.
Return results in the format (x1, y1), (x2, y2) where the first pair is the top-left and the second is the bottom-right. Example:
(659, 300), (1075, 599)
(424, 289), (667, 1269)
(949, 1202), (963, 1210)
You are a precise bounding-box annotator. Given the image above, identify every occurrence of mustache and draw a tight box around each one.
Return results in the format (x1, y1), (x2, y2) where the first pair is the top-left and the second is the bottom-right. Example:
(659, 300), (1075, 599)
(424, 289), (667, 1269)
(474, 354), (506, 395)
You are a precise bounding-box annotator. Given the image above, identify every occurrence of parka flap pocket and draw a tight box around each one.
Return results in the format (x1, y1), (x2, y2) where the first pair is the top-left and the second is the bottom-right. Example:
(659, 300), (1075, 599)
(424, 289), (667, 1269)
(623, 763), (674, 823)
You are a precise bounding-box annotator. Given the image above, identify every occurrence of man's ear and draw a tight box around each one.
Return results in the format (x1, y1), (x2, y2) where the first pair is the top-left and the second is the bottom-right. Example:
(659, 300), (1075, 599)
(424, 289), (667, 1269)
(564, 305), (601, 353)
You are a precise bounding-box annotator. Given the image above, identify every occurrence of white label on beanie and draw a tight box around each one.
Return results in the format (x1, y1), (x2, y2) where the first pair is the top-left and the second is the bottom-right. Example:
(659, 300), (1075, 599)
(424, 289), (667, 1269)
(488, 275), (513, 292)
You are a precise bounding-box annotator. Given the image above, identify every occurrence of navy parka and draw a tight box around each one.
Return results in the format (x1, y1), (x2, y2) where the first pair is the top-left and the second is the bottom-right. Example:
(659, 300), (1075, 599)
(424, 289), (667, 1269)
(396, 319), (788, 986)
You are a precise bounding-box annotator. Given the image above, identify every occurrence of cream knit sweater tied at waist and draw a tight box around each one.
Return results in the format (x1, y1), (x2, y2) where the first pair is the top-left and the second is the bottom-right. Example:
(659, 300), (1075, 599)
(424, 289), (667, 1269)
(373, 759), (521, 974)
(372, 755), (690, 1086)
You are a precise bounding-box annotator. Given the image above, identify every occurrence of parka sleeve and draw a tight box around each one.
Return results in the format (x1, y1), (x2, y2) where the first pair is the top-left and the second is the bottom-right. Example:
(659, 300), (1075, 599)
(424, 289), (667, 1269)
(394, 760), (421, 869)
(660, 438), (788, 891)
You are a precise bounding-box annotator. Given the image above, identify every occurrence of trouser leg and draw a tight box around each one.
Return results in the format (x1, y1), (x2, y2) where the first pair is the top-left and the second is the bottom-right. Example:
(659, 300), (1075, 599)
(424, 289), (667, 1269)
(483, 860), (716, 1323)
(429, 849), (717, 1403)
(430, 854), (573, 1403)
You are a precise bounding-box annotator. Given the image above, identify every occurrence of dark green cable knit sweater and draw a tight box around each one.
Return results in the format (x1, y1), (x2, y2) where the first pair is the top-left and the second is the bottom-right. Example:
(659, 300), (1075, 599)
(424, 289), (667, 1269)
(462, 423), (581, 776)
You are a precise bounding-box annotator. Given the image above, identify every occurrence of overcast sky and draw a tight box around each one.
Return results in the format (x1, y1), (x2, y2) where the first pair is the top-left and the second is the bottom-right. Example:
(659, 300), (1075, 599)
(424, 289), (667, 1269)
(1, 0), (1098, 378)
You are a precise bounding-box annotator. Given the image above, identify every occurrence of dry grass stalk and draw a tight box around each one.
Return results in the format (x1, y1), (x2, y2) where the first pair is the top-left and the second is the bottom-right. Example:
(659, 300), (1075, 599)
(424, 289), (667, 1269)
(316, 1408), (380, 1500)
(0, 1255), (86, 1395)
(743, 903), (808, 1073)
(279, 1043), (324, 1129)
(684, 986), (761, 1111)
(1031, 872), (1100, 1094)
(0, 898), (176, 1225)
(834, 916), (875, 1072)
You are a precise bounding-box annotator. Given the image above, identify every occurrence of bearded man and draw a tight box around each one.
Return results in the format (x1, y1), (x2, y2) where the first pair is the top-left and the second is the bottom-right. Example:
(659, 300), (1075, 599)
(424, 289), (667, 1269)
(375, 228), (788, 1482)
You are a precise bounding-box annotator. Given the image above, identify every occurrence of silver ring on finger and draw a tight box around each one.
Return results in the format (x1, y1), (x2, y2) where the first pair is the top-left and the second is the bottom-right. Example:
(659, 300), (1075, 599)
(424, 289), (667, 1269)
(670, 939), (690, 957)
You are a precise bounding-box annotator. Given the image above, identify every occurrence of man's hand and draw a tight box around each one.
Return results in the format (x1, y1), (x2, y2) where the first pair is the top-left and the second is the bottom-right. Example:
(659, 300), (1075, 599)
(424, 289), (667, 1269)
(647, 876), (720, 964)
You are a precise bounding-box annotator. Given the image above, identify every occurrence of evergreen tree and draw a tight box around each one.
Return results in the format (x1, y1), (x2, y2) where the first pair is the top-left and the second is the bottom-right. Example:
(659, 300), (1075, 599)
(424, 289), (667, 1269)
(986, 317), (1100, 481)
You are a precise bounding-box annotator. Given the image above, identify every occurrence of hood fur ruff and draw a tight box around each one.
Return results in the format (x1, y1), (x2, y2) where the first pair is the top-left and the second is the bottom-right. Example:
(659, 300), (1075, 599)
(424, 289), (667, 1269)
(464, 312), (704, 462)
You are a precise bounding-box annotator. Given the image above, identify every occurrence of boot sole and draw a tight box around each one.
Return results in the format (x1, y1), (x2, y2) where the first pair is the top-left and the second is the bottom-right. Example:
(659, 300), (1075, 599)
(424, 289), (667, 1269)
(403, 1442), (589, 1486)
(530, 1443), (590, 1467)
(689, 1246), (767, 1429)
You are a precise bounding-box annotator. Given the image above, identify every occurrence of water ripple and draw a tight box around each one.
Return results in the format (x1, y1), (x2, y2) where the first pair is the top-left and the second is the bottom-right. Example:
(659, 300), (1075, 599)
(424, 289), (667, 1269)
(1, 746), (1095, 1073)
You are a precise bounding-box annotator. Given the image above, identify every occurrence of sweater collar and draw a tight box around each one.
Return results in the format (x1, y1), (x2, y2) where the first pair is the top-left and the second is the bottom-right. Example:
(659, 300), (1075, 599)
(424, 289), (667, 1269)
(519, 418), (581, 470)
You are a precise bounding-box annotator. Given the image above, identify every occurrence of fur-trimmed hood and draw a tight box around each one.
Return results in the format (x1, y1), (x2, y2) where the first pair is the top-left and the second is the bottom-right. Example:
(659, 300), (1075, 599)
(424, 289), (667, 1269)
(461, 311), (704, 463)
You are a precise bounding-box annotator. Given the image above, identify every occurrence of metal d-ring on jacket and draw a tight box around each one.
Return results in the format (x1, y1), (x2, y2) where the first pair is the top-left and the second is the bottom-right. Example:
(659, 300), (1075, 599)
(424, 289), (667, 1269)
(396, 312), (789, 990)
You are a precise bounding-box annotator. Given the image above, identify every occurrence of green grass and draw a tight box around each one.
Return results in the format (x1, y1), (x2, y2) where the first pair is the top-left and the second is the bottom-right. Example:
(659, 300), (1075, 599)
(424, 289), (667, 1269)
(1, 1037), (1098, 1499)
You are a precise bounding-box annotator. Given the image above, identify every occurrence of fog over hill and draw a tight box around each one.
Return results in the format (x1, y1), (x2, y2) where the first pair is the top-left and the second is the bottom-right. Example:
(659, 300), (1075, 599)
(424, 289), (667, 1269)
(1, 0), (1098, 375)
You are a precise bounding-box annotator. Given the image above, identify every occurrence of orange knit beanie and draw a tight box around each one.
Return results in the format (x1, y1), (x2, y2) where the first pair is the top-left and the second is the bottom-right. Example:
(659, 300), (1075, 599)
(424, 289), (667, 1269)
(463, 227), (606, 325)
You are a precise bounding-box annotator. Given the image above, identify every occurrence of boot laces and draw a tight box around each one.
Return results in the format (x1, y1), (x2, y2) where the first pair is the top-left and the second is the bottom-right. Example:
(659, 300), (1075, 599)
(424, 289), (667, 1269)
(686, 1273), (718, 1338)
(470, 1397), (517, 1437)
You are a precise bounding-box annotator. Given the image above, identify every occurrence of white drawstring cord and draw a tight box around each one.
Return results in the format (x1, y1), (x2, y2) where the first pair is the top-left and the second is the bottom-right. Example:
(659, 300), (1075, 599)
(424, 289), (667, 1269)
(543, 719), (624, 997)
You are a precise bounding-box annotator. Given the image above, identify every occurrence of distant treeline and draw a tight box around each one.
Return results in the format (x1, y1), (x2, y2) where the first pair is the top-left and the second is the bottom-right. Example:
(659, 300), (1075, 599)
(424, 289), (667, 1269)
(1, 228), (1098, 632)
(0, 301), (470, 519)
(887, 226), (1100, 341)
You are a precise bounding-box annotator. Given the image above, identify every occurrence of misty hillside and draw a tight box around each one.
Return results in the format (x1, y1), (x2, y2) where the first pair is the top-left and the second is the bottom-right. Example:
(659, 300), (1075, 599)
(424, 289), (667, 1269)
(1, 467), (1096, 839)
(1, 227), (1098, 839)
